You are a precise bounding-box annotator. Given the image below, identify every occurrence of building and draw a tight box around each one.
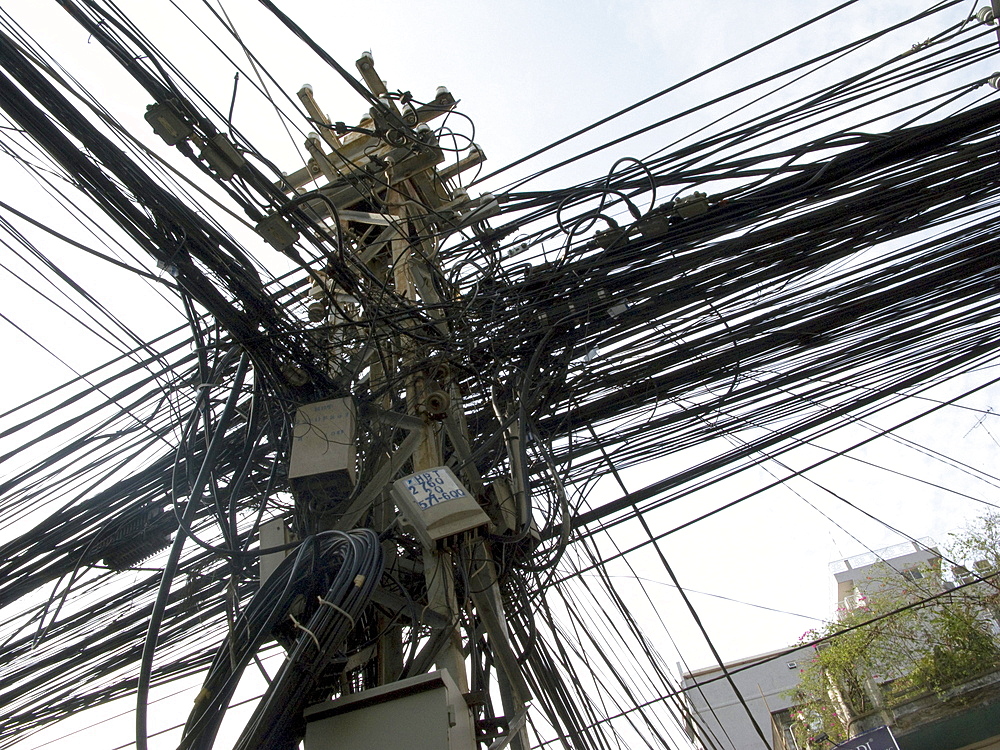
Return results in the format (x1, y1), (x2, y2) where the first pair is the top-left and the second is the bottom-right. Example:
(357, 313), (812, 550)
(682, 539), (1000, 750)
(680, 646), (814, 750)
(831, 538), (940, 613)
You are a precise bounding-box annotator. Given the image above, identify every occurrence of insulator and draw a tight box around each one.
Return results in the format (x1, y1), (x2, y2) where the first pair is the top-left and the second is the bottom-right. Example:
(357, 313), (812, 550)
(308, 300), (327, 322)
(401, 103), (418, 126)
(429, 363), (451, 384)
(425, 390), (450, 418)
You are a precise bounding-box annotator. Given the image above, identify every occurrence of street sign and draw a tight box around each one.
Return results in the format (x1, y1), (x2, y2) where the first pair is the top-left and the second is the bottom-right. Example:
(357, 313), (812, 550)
(833, 726), (900, 750)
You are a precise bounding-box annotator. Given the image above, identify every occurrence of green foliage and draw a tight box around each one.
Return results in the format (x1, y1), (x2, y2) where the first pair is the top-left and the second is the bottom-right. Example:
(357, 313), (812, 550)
(948, 512), (1000, 576)
(902, 606), (1000, 695)
(785, 514), (1000, 748)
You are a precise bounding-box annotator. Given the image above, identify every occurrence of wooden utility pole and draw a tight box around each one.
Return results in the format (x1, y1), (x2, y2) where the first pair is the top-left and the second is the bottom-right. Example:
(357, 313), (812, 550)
(275, 53), (529, 750)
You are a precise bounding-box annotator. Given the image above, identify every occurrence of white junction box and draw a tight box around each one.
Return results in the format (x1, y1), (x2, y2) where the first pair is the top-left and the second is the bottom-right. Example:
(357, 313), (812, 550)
(303, 669), (476, 750)
(288, 398), (356, 508)
(258, 516), (295, 585)
(390, 466), (490, 548)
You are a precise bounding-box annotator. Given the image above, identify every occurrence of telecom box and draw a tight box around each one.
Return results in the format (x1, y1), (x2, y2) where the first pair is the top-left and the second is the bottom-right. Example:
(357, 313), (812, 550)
(288, 398), (356, 511)
(390, 466), (489, 548)
(258, 516), (295, 585)
(303, 669), (476, 750)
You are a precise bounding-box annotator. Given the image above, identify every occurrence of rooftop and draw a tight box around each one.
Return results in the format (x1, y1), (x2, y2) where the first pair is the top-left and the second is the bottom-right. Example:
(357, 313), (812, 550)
(829, 537), (937, 574)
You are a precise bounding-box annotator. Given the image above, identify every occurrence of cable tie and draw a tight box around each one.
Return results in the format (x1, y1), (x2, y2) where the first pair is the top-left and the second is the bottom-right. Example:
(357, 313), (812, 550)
(288, 613), (321, 651)
(317, 596), (356, 628)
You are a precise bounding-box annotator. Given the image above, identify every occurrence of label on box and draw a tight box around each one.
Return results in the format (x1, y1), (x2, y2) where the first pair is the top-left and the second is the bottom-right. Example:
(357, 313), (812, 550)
(400, 468), (467, 510)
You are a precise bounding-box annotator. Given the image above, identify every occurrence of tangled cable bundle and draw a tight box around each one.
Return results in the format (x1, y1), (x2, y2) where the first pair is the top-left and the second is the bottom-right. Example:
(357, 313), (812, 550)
(1, 1), (1000, 747)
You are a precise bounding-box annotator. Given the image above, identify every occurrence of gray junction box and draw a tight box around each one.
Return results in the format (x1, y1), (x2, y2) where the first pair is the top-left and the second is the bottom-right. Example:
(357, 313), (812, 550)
(303, 669), (476, 750)
(288, 398), (357, 515)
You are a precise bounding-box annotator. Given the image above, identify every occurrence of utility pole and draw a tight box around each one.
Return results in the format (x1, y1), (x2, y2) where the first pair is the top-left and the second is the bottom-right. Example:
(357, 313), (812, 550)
(1, 3), (538, 738)
(265, 53), (531, 750)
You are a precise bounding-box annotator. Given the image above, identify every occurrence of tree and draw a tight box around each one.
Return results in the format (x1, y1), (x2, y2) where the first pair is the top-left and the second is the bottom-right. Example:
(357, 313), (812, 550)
(786, 514), (1000, 747)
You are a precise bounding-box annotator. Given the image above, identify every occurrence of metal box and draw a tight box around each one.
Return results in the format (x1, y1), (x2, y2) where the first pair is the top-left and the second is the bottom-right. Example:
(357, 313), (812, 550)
(258, 516), (295, 585)
(390, 466), (490, 549)
(288, 398), (356, 512)
(303, 670), (476, 750)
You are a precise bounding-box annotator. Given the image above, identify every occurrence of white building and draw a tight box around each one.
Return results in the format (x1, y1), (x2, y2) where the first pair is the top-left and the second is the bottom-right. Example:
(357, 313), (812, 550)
(830, 538), (940, 612)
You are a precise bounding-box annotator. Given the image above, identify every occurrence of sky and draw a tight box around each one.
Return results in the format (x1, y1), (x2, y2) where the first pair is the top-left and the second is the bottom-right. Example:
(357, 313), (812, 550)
(1, 1), (999, 748)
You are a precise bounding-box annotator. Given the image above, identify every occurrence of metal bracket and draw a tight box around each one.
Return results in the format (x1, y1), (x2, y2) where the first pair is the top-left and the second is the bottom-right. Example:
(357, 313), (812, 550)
(332, 406), (424, 531)
(487, 707), (529, 750)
